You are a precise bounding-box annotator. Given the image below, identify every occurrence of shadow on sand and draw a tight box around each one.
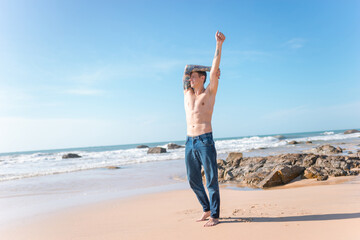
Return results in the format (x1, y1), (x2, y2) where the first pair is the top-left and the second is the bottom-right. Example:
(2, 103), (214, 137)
(220, 212), (360, 223)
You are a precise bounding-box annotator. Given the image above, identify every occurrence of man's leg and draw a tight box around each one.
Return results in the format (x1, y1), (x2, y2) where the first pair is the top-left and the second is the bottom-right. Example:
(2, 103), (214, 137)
(198, 135), (220, 226)
(185, 140), (211, 219)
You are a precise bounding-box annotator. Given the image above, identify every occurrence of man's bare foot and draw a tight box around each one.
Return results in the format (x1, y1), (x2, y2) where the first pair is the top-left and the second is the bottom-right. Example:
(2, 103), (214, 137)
(196, 211), (211, 222)
(204, 218), (219, 227)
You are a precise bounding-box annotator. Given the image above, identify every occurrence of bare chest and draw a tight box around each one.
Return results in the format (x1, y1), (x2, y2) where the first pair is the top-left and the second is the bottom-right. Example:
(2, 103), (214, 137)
(184, 91), (214, 113)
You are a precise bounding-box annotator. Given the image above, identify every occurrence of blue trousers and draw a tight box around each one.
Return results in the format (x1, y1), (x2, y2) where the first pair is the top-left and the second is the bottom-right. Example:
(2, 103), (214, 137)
(185, 132), (220, 218)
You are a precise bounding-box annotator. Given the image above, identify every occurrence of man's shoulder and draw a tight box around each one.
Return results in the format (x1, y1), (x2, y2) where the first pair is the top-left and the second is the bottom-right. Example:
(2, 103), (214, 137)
(184, 88), (194, 95)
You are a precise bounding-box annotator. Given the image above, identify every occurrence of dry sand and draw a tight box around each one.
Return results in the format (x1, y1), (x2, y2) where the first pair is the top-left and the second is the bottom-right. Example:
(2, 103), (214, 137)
(1, 176), (360, 240)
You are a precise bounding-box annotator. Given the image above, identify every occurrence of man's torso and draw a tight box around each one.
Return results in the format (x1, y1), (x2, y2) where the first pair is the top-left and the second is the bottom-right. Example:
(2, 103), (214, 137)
(184, 87), (216, 137)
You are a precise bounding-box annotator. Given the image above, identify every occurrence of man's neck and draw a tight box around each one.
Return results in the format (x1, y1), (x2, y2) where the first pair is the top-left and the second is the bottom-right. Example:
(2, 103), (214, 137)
(193, 86), (205, 96)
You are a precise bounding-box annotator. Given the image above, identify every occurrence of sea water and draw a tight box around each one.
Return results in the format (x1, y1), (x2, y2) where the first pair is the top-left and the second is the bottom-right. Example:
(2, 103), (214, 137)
(0, 129), (359, 182)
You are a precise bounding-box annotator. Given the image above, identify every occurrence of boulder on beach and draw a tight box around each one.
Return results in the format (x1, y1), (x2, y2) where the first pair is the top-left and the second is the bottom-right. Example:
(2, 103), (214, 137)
(62, 153), (81, 159)
(216, 152), (360, 188)
(257, 165), (305, 188)
(147, 147), (167, 154)
(278, 165), (306, 184)
(288, 140), (299, 144)
(136, 145), (149, 148)
(303, 166), (322, 179)
(344, 129), (360, 134)
(317, 175), (329, 181)
(226, 152), (243, 168)
(257, 170), (283, 188)
(312, 144), (342, 154)
(167, 143), (184, 149)
(217, 159), (227, 168)
(306, 141), (313, 144)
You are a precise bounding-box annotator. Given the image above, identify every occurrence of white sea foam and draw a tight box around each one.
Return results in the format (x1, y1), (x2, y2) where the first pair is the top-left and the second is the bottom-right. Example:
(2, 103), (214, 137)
(289, 132), (360, 143)
(321, 131), (334, 135)
(1, 131), (359, 182)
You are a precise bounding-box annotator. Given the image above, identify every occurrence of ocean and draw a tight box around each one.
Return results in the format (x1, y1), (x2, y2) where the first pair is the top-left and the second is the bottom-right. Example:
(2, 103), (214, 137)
(1, 129), (359, 182)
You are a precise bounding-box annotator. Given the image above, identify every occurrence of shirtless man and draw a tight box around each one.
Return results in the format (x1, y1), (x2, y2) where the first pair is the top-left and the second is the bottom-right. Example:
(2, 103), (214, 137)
(183, 31), (225, 227)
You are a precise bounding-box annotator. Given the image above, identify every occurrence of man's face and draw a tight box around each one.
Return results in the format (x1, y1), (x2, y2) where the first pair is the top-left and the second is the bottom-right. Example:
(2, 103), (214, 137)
(189, 72), (204, 88)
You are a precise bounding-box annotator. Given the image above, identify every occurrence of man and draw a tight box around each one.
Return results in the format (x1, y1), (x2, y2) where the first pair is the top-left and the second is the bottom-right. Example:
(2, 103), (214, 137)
(183, 31), (225, 227)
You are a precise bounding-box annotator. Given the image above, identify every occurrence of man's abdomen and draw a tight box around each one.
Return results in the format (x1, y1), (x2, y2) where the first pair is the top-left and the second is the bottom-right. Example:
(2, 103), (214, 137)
(187, 122), (212, 137)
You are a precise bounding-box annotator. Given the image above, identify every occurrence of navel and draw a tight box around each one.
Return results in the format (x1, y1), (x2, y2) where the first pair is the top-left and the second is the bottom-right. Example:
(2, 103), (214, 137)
(202, 102), (204, 105)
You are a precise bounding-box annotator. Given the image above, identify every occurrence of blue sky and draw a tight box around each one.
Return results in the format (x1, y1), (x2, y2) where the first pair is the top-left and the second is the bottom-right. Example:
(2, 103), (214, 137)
(0, 0), (359, 152)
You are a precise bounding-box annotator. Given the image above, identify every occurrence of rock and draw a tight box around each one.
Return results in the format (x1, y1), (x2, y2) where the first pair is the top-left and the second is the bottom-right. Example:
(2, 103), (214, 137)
(226, 152), (243, 168)
(288, 140), (299, 144)
(313, 144), (342, 154)
(328, 168), (346, 177)
(344, 129), (360, 134)
(273, 135), (285, 140)
(278, 165), (306, 184)
(257, 170), (283, 188)
(62, 153), (81, 159)
(106, 166), (120, 169)
(348, 151), (353, 154)
(317, 175), (328, 181)
(218, 152), (359, 188)
(303, 166), (322, 179)
(217, 159), (227, 168)
(136, 145), (149, 148)
(167, 143), (184, 149)
(218, 169), (225, 180)
(302, 154), (317, 167)
(224, 169), (235, 181)
(147, 147), (166, 154)
(306, 141), (313, 144)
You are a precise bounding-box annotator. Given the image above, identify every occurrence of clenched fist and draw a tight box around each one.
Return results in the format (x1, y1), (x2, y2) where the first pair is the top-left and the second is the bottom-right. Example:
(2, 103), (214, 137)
(215, 31), (225, 44)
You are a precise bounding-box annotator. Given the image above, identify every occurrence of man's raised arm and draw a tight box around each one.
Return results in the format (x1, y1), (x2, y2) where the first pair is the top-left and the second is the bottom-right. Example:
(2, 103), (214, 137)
(209, 31), (226, 95)
(183, 65), (211, 91)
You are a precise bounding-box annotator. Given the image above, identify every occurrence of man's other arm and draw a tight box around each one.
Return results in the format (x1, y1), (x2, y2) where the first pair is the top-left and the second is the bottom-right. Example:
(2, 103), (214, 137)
(183, 65), (211, 93)
(209, 31), (226, 95)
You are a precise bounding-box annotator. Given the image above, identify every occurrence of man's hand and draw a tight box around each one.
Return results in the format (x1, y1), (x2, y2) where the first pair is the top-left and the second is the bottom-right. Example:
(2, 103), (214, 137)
(215, 31), (226, 45)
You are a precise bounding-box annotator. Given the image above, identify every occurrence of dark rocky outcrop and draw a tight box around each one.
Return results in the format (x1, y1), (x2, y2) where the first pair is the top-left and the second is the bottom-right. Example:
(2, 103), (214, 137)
(288, 140), (299, 144)
(306, 141), (313, 144)
(311, 144), (342, 154)
(217, 152), (360, 189)
(167, 143), (184, 149)
(257, 165), (305, 188)
(137, 145), (149, 148)
(344, 129), (360, 134)
(147, 147), (167, 154)
(226, 152), (243, 168)
(62, 153), (81, 159)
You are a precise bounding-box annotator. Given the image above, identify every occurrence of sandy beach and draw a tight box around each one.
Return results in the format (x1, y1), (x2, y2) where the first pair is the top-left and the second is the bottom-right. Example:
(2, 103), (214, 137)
(1, 174), (360, 240)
